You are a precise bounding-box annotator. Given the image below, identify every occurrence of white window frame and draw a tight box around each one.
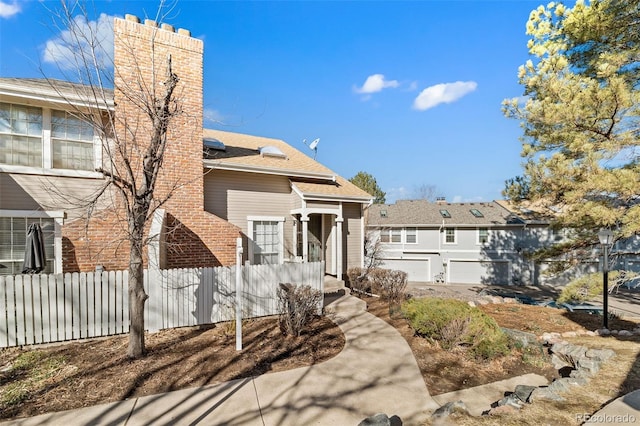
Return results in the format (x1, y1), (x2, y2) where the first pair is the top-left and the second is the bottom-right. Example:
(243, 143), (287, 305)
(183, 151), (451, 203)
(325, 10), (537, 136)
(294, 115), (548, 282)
(247, 216), (285, 265)
(0, 210), (64, 274)
(405, 227), (417, 244)
(0, 101), (103, 178)
(444, 228), (456, 244)
(477, 227), (489, 245)
(380, 228), (402, 244)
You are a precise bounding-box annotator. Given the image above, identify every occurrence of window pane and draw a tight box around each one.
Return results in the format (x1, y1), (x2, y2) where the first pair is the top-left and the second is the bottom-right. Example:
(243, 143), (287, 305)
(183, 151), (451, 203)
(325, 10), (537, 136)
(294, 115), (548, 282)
(0, 103), (43, 166)
(406, 228), (417, 243)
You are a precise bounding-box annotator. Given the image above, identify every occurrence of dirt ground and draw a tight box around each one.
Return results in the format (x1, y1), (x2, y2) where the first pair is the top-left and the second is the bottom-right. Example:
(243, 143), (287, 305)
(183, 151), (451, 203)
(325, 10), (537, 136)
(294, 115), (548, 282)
(362, 290), (640, 396)
(0, 316), (344, 420)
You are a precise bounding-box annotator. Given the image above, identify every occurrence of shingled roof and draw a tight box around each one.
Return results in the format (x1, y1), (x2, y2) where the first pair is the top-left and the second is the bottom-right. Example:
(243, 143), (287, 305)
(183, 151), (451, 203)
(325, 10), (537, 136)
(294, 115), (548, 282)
(202, 129), (373, 201)
(368, 200), (525, 227)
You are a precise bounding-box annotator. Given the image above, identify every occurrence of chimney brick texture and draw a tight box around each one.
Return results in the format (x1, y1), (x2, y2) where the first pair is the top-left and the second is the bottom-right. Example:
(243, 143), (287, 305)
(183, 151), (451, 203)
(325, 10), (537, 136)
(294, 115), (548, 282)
(62, 17), (240, 272)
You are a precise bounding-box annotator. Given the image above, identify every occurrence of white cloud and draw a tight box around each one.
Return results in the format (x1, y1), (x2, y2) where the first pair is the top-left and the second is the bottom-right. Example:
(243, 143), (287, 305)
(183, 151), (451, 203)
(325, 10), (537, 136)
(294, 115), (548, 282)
(452, 195), (485, 203)
(354, 74), (400, 95)
(204, 108), (226, 124)
(386, 186), (409, 204)
(412, 81), (477, 111)
(0, 1), (20, 18)
(43, 13), (115, 70)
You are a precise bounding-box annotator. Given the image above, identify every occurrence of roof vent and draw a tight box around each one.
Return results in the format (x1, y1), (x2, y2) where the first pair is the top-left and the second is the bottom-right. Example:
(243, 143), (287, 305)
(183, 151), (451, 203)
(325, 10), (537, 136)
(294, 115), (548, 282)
(203, 137), (226, 152)
(380, 209), (387, 218)
(259, 145), (287, 159)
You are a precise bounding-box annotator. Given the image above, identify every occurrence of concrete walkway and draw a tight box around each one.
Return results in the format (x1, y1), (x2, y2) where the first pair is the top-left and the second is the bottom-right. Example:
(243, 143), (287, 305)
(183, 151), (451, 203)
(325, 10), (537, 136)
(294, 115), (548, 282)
(1, 294), (439, 426)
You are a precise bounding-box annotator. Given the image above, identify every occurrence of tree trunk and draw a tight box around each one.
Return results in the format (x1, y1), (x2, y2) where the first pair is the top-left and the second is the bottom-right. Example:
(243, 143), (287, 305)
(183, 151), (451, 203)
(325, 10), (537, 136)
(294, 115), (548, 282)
(127, 227), (148, 359)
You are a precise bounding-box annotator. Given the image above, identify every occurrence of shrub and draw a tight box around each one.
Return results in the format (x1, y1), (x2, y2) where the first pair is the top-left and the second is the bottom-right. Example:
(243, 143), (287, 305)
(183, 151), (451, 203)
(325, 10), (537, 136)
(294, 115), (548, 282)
(557, 270), (637, 304)
(277, 283), (322, 337)
(347, 267), (368, 294)
(402, 297), (510, 359)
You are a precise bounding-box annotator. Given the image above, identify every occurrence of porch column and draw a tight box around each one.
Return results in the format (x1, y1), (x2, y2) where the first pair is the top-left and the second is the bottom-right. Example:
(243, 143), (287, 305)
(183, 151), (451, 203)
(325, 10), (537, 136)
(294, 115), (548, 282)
(301, 216), (309, 262)
(336, 218), (343, 280)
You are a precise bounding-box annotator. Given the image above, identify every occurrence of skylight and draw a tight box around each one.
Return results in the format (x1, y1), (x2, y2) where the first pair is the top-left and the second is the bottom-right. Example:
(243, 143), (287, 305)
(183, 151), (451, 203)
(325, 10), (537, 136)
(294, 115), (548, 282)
(259, 145), (287, 159)
(470, 209), (484, 218)
(203, 138), (226, 152)
(439, 210), (451, 218)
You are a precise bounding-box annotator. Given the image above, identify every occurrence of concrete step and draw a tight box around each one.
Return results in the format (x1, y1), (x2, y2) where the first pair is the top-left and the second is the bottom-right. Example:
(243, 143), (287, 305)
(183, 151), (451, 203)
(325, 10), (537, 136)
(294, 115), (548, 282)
(324, 277), (347, 294)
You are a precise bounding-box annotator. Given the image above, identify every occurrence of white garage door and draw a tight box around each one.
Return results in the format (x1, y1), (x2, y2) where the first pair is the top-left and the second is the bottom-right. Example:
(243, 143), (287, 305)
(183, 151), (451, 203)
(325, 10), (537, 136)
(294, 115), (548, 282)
(449, 260), (509, 285)
(381, 259), (430, 282)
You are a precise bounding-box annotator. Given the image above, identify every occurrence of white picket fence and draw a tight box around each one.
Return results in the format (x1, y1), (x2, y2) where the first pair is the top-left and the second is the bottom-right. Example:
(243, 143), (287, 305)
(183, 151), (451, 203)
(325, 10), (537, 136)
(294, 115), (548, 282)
(0, 261), (324, 348)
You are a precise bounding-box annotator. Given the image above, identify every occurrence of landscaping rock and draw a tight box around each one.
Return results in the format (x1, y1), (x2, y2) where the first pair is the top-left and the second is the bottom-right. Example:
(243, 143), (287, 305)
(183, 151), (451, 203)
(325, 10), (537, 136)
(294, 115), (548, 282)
(569, 369), (591, 385)
(432, 400), (470, 420)
(502, 328), (539, 348)
(529, 387), (565, 402)
(467, 301), (476, 308)
(549, 378), (574, 393)
(497, 393), (525, 409)
(358, 413), (391, 426)
(561, 331), (578, 338)
(514, 385), (537, 403)
(488, 405), (518, 416)
(577, 358), (601, 375)
(503, 297), (518, 304)
(611, 329), (619, 335)
(596, 328), (611, 336)
(618, 330), (633, 336)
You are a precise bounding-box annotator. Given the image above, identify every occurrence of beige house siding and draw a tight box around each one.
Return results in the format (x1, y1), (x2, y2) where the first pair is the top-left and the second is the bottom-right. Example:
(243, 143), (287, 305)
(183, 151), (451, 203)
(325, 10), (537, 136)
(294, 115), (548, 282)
(203, 169), (296, 259)
(306, 200), (337, 210)
(344, 202), (363, 270)
(0, 173), (106, 219)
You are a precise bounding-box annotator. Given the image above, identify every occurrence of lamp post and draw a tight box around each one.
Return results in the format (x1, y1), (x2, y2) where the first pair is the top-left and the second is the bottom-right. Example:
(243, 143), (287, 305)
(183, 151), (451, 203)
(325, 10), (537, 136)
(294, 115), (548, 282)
(597, 228), (614, 330)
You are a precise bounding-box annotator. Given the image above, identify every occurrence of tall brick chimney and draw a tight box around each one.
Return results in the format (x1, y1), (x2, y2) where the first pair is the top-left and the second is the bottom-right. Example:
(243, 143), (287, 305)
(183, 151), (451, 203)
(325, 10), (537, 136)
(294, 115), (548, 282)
(62, 15), (240, 272)
(113, 15), (204, 213)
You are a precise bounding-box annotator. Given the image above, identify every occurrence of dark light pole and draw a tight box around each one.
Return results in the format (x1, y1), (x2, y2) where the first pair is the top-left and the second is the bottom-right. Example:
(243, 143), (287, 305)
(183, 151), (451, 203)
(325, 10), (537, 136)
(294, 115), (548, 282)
(598, 228), (614, 330)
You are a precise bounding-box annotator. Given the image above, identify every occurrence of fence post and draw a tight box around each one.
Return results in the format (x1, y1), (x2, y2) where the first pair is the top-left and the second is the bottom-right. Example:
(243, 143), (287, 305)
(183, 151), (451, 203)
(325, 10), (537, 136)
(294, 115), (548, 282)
(235, 237), (243, 351)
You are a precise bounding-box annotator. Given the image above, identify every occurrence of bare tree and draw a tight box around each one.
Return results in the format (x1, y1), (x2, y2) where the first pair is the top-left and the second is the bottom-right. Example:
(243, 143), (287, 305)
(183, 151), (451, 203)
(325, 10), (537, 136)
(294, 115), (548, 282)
(43, 0), (187, 358)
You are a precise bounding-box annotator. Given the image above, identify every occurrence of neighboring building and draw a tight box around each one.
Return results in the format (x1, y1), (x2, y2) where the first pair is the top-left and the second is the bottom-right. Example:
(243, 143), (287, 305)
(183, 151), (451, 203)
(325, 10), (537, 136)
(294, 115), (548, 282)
(0, 15), (372, 278)
(367, 199), (640, 286)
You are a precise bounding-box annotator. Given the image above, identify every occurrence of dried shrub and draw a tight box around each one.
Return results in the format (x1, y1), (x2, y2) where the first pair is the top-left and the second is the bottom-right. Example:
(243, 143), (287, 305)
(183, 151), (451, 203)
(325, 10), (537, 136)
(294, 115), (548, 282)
(277, 283), (322, 337)
(347, 267), (368, 294)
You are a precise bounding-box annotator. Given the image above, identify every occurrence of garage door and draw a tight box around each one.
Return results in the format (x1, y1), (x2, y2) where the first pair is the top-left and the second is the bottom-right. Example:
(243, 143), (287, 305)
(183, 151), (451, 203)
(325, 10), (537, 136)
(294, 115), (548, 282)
(381, 259), (430, 282)
(449, 260), (509, 285)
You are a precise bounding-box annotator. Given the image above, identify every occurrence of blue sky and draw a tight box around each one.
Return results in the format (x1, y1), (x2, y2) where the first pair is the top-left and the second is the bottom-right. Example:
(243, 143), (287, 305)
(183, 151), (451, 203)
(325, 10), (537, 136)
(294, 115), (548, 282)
(0, 0), (550, 203)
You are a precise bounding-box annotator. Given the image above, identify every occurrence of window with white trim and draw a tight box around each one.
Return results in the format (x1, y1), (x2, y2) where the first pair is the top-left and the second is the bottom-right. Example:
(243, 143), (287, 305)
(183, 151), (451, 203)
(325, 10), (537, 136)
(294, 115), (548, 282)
(380, 228), (401, 244)
(0, 217), (55, 275)
(405, 227), (417, 244)
(51, 110), (94, 170)
(0, 102), (98, 172)
(0, 102), (43, 167)
(249, 217), (284, 265)
(478, 227), (489, 244)
(444, 228), (456, 244)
